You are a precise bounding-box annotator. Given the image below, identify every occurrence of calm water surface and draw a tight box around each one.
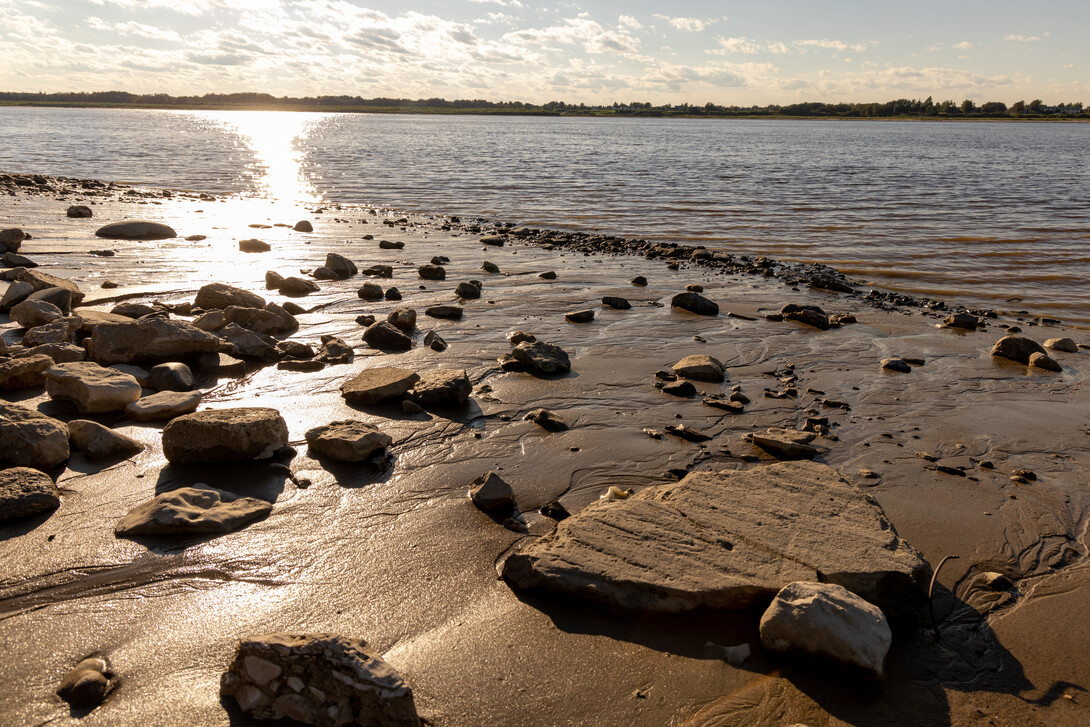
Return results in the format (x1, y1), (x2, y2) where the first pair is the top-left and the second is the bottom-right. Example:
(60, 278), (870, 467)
(1, 107), (1087, 323)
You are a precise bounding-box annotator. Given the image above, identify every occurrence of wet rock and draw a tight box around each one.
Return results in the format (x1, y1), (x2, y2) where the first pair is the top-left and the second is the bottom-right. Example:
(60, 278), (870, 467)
(664, 424), (711, 442)
(15, 268), (85, 305)
(220, 633), (418, 727)
(312, 266), (339, 281)
(162, 407), (289, 464)
(503, 461), (928, 618)
(385, 287), (402, 301)
(125, 390), (203, 421)
(363, 322), (412, 352)
(540, 501), (570, 521)
(781, 304), (830, 330)
(278, 360), (325, 372)
(316, 335), (354, 365)
(239, 238), (270, 253)
(671, 292), (718, 316)
(279, 276), (320, 297)
(1044, 337), (1078, 353)
(44, 362), (142, 413)
(980, 571), (1013, 590)
(305, 420), (392, 462)
(703, 397), (744, 413)
(67, 205), (93, 218)
(630, 276), (648, 286)
(602, 296), (631, 310)
(880, 358), (911, 373)
(0, 466), (61, 519)
(219, 324), (279, 361)
(565, 309), (594, 323)
(293, 220), (313, 232)
(324, 253), (357, 279)
(945, 312), (982, 330)
(481, 261), (500, 274)
(341, 367), (420, 405)
(507, 331), (536, 345)
(538, 271), (557, 280)
(425, 305), (463, 320)
(2, 251), (37, 268)
(0, 354), (53, 390)
(672, 355), (725, 382)
(511, 341), (571, 375)
(661, 380), (696, 397)
(88, 318), (223, 364)
(68, 420), (143, 460)
(408, 369), (471, 407)
(455, 282), (481, 299)
(418, 264), (446, 281)
(378, 240), (404, 250)
(0, 280), (33, 312)
(362, 264), (393, 278)
(196, 352), (248, 378)
(990, 335), (1046, 364)
(10, 298), (63, 328)
(358, 283), (384, 301)
(116, 484), (272, 536)
(1028, 351), (1062, 372)
(387, 308), (417, 333)
(423, 330), (448, 352)
(95, 220), (177, 240)
(195, 282), (265, 311)
(56, 657), (118, 709)
(760, 581), (892, 679)
(112, 302), (157, 319)
(480, 235), (505, 246)
(0, 228), (25, 251)
(525, 408), (568, 432)
(469, 471), (515, 511)
(147, 362), (194, 392)
(0, 401), (69, 470)
(750, 431), (819, 461)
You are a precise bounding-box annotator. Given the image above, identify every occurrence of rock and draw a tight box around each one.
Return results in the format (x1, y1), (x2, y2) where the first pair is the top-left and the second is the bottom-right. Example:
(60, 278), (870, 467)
(67, 205), (93, 218)
(362, 264), (393, 278)
(469, 471), (515, 511)
(68, 420), (143, 460)
(525, 408), (568, 432)
(316, 335), (353, 365)
(880, 358), (911, 373)
(423, 330), (448, 352)
(511, 341), (571, 375)
(418, 264), (446, 281)
(503, 461), (928, 619)
(305, 420), (393, 461)
(408, 369), (471, 407)
(387, 308), (417, 333)
(455, 282), (481, 299)
(1044, 337), (1078, 353)
(363, 322), (412, 352)
(112, 302), (157, 319)
(664, 424), (711, 442)
(125, 390), (203, 421)
(358, 283), (384, 300)
(602, 296), (631, 310)
(116, 484), (272, 536)
(224, 305), (298, 336)
(480, 235), (505, 246)
(1029, 351), (1062, 372)
(0, 354), (53, 390)
(0, 228), (25, 251)
(162, 408), (289, 464)
(101, 280), (118, 289)
(378, 240), (404, 250)
(661, 381), (696, 397)
(281, 276), (321, 296)
(265, 270), (285, 289)
(782, 304), (830, 330)
(2, 251), (37, 268)
(945, 312), (982, 330)
(671, 292), (718, 316)
(0, 401), (69, 470)
(293, 220), (313, 232)
(0, 466), (61, 519)
(980, 571), (1013, 590)
(15, 268), (85, 305)
(425, 305), (463, 320)
(312, 266), (339, 281)
(147, 362), (194, 391)
(239, 238), (271, 253)
(481, 261), (500, 274)
(672, 355), (725, 382)
(282, 301), (306, 316)
(538, 271), (557, 280)
(56, 657), (117, 709)
(507, 331), (536, 345)
(218, 324), (279, 361)
(195, 282), (265, 311)
(565, 309), (594, 323)
(10, 299), (63, 328)
(197, 352), (248, 378)
(24, 316), (81, 347)
(751, 432), (819, 461)
(220, 633), (419, 727)
(44, 362), (142, 413)
(87, 318), (223, 365)
(94, 220), (177, 240)
(401, 400), (424, 414)
(324, 253), (357, 279)
(0, 280), (33, 311)
(340, 368), (420, 406)
(630, 276), (648, 286)
(385, 287), (402, 301)
(760, 581), (892, 679)
(990, 335), (1046, 364)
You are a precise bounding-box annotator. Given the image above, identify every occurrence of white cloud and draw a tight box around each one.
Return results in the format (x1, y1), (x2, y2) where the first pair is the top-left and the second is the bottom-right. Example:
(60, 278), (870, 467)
(85, 16), (183, 42)
(953, 41), (973, 49)
(652, 14), (716, 32)
(1004, 34), (1041, 42)
(795, 39), (874, 53)
(618, 15), (642, 30)
(468, 0), (524, 6)
(711, 37), (790, 55)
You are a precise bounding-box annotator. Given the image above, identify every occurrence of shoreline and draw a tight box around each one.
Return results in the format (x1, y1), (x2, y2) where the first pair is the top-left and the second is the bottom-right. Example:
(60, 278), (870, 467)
(1, 172), (1088, 726)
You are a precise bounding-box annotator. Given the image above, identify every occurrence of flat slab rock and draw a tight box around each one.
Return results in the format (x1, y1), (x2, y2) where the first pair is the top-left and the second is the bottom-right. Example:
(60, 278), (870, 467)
(503, 461), (929, 620)
(342, 367), (420, 404)
(115, 485), (272, 536)
(220, 633), (419, 727)
(162, 407), (288, 464)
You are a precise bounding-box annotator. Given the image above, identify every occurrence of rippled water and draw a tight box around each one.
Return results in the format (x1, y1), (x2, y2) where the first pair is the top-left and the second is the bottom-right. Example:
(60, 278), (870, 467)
(1, 107), (1087, 322)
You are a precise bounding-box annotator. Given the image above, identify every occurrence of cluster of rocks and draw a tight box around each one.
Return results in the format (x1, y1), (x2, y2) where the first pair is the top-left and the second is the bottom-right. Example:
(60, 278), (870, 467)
(341, 365), (471, 410)
(497, 331), (571, 376)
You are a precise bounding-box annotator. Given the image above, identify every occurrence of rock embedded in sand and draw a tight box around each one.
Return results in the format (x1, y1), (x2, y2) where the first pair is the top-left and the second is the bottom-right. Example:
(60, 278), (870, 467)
(56, 657), (118, 710)
(480, 235), (505, 246)
(661, 380), (696, 397)
(44, 362), (142, 413)
(880, 358), (911, 373)
(68, 419), (143, 460)
(990, 335), (1046, 365)
(760, 581), (892, 679)
(125, 390), (203, 421)
(511, 340), (571, 375)
(324, 253), (357, 279)
(116, 485), (272, 536)
(408, 369), (471, 407)
(0, 401), (70, 470)
(94, 220), (177, 240)
(630, 276), (648, 286)
(358, 283), (384, 301)
(147, 362), (194, 391)
(1044, 337), (1078, 353)
(87, 318), (224, 365)
(671, 292), (718, 316)
(565, 309), (594, 323)
(525, 408), (568, 432)
(220, 633), (419, 727)
(671, 354), (725, 382)
(418, 264), (446, 281)
(502, 461), (929, 619)
(362, 264), (393, 278)
(455, 282), (481, 299)
(1028, 351), (1062, 372)
(305, 420), (392, 462)
(469, 471), (516, 511)
(239, 238), (270, 253)
(379, 240), (404, 250)
(195, 282), (266, 311)
(66, 205), (93, 218)
(363, 322), (412, 352)
(0, 354), (54, 390)
(280, 276), (321, 297)
(781, 304), (830, 330)
(750, 429), (819, 461)
(162, 407), (289, 464)
(0, 466), (61, 519)
(425, 305), (463, 320)
(602, 296), (631, 310)
(341, 367), (420, 405)
(945, 312), (982, 330)
(387, 308), (417, 333)
(293, 220), (313, 232)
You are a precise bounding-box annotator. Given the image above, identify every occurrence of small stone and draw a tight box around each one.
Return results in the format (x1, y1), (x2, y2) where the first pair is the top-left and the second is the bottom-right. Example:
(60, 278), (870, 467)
(425, 305), (463, 319)
(1028, 351), (1062, 372)
(565, 309), (594, 323)
(423, 330), (448, 352)
(672, 355), (725, 382)
(293, 220), (313, 232)
(148, 362), (194, 391)
(602, 296), (631, 310)
(408, 369), (471, 407)
(56, 657), (117, 709)
(511, 340), (570, 375)
(385, 287), (402, 301)
(125, 390), (203, 421)
(781, 304), (829, 330)
(341, 367), (420, 405)
(480, 235), (505, 246)
(945, 312), (981, 330)
(279, 277), (320, 296)
(664, 424), (711, 442)
(418, 264), (446, 280)
(388, 308), (417, 333)
(751, 432), (819, 461)
(880, 358), (911, 373)
(630, 276), (648, 287)
(980, 572), (1013, 591)
(67, 205), (93, 218)
(195, 283), (265, 311)
(455, 282), (481, 299)
(378, 239), (404, 250)
(671, 292), (718, 316)
(525, 408), (568, 432)
(95, 220), (176, 240)
(481, 261), (500, 274)
(401, 400), (424, 414)
(362, 264), (393, 278)
(357, 283), (384, 301)
(661, 380), (696, 397)
(239, 238), (270, 253)
(469, 471), (515, 511)
(538, 271), (557, 280)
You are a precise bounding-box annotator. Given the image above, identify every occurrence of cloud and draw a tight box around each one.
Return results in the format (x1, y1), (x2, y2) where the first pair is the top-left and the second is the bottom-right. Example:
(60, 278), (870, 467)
(711, 37), (790, 55)
(652, 15), (718, 32)
(953, 41), (973, 49)
(468, 0), (524, 6)
(1004, 34), (1041, 42)
(795, 39), (874, 53)
(86, 16), (183, 42)
(618, 15), (642, 30)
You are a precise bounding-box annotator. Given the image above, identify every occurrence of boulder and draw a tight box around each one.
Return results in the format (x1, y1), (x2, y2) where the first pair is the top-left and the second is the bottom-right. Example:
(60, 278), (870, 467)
(1029, 351), (1062, 372)
(1044, 337), (1078, 353)
(305, 421), (393, 462)
(0, 467), (61, 519)
(525, 408), (568, 432)
(0, 354), (53, 390)
(0, 401), (69, 470)
(218, 324), (279, 361)
(68, 420), (143, 460)
(10, 299), (63, 328)
(602, 296), (631, 310)
(0, 280), (34, 312)
(672, 355), (725, 382)
(220, 633), (418, 727)
(87, 318), (224, 365)
(67, 205), (93, 218)
(44, 362), (142, 413)
(94, 220), (177, 240)
(511, 341), (571, 375)
(418, 264), (446, 281)
(425, 305), (462, 320)
(116, 484), (271, 536)
(469, 471), (515, 511)
(760, 581), (892, 679)
(23, 316), (81, 347)
(26, 286), (75, 314)
(20, 343), (86, 363)
(325, 253), (357, 279)
(387, 308), (417, 333)
(75, 310), (132, 335)
(671, 292), (718, 316)
(162, 407), (289, 464)
(293, 220), (313, 232)
(279, 277), (320, 296)
(312, 266), (339, 281)
(195, 283), (265, 311)
(503, 461), (929, 619)
(15, 268), (85, 305)
(455, 282), (481, 299)
(408, 369), (471, 407)
(0, 228), (26, 251)
(364, 322), (412, 352)
(991, 335), (1046, 364)
(342, 368), (421, 405)
(125, 390), (203, 421)
(239, 239), (271, 253)
(782, 304), (830, 330)
(358, 283), (384, 301)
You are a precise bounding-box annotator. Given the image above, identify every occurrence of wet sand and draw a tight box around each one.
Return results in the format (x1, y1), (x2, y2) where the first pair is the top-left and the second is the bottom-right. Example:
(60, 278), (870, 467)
(1, 176), (1088, 726)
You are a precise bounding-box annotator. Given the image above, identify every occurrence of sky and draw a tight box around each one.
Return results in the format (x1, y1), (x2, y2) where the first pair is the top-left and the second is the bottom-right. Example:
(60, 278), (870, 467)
(1, 0), (1086, 105)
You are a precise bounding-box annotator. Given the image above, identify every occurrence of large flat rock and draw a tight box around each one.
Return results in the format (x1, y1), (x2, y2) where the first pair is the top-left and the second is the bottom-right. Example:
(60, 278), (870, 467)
(162, 407), (288, 464)
(86, 318), (224, 365)
(341, 367), (419, 405)
(503, 461), (929, 619)
(115, 485), (271, 536)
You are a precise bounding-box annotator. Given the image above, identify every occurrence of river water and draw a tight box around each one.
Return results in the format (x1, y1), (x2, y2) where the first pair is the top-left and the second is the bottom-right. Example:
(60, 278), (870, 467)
(1, 107), (1087, 323)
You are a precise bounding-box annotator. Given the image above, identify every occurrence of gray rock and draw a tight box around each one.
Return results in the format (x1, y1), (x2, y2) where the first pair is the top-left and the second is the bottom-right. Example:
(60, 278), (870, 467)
(44, 362), (143, 413)
(87, 318), (224, 365)
(1044, 337), (1078, 353)
(67, 205), (93, 218)
(503, 461), (929, 619)
(0, 354), (53, 390)
(0, 401), (69, 470)
(68, 420), (143, 460)
(125, 390), (203, 421)
(511, 340), (571, 375)
(115, 485), (271, 536)
(95, 220), (177, 239)
(363, 322), (412, 352)
(481, 261), (500, 274)
(324, 253), (357, 279)
(56, 657), (118, 709)
(525, 408), (568, 432)
(26, 287), (74, 317)
(418, 264), (446, 281)
(220, 633), (418, 727)
(239, 238), (271, 253)
(305, 420), (393, 461)
(760, 581), (892, 678)
(672, 355), (725, 382)
(991, 335), (1046, 364)
(469, 471), (515, 511)
(1029, 351), (1062, 372)
(387, 308), (417, 333)
(162, 407), (289, 464)
(408, 369), (471, 407)
(148, 362), (194, 391)
(425, 305), (462, 320)
(10, 299), (63, 328)
(0, 466), (61, 519)
(341, 367), (421, 405)
(671, 292), (718, 316)
(565, 309), (594, 323)
(279, 276), (320, 296)
(195, 283), (266, 311)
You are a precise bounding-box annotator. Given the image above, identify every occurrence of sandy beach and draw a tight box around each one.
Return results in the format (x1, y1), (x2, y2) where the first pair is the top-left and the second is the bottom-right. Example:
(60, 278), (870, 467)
(1, 173), (1088, 726)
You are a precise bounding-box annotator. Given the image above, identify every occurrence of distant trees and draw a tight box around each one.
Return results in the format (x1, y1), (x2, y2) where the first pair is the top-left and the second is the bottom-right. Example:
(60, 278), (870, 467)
(960, 99), (976, 114)
(980, 101), (1008, 114)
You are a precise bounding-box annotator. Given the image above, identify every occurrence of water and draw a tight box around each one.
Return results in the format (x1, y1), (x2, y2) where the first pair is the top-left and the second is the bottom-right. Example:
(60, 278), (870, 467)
(2, 107), (1088, 323)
